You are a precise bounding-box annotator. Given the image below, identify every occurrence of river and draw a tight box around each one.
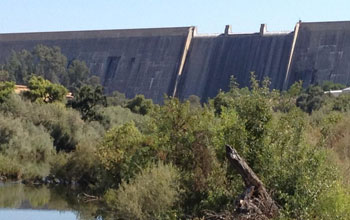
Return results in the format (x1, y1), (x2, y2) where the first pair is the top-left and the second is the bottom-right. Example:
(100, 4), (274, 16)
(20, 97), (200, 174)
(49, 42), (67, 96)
(0, 182), (110, 220)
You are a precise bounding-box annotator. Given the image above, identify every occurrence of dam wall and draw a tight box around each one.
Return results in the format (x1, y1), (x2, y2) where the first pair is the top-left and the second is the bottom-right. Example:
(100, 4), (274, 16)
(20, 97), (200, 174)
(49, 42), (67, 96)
(0, 27), (193, 103)
(177, 27), (294, 100)
(286, 21), (350, 88)
(2, 21), (350, 103)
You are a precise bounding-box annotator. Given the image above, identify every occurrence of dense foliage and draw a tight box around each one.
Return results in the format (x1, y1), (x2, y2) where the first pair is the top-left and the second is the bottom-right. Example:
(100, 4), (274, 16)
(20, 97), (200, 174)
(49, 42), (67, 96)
(1, 50), (350, 218)
(0, 44), (95, 89)
(0, 81), (15, 103)
(23, 76), (67, 103)
(68, 85), (107, 121)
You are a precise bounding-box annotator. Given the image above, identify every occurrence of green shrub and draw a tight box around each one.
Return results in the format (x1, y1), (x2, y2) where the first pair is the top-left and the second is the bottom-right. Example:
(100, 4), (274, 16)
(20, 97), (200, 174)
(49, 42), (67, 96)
(105, 162), (181, 220)
(267, 109), (337, 218)
(97, 121), (153, 184)
(107, 91), (127, 106)
(28, 102), (86, 152)
(23, 76), (68, 103)
(51, 128), (106, 190)
(213, 90), (235, 115)
(68, 85), (107, 121)
(0, 70), (10, 81)
(126, 94), (153, 115)
(321, 80), (346, 91)
(0, 115), (54, 179)
(332, 94), (350, 112)
(0, 94), (91, 152)
(313, 182), (350, 219)
(0, 154), (22, 179)
(296, 85), (325, 114)
(0, 81), (15, 103)
(95, 105), (148, 130)
(0, 93), (29, 117)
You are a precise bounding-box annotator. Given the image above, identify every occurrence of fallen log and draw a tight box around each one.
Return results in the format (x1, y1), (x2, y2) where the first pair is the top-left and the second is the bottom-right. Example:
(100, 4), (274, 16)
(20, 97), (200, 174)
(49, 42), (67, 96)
(225, 144), (279, 219)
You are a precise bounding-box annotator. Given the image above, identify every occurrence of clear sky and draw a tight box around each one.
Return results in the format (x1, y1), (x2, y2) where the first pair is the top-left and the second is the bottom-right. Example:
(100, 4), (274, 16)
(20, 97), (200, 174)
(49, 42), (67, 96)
(0, 0), (349, 34)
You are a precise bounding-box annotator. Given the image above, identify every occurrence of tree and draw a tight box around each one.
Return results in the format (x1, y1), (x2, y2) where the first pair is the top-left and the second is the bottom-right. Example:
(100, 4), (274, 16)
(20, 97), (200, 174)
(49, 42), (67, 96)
(69, 85), (107, 120)
(0, 69), (10, 82)
(321, 80), (346, 91)
(332, 94), (350, 112)
(296, 85), (324, 114)
(33, 45), (68, 85)
(126, 95), (153, 115)
(2, 45), (93, 90)
(275, 81), (303, 113)
(97, 122), (145, 183)
(67, 59), (90, 90)
(4, 49), (34, 84)
(0, 81), (15, 103)
(23, 76), (67, 103)
(107, 91), (127, 106)
(186, 95), (201, 108)
(86, 75), (101, 87)
(213, 90), (235, 115)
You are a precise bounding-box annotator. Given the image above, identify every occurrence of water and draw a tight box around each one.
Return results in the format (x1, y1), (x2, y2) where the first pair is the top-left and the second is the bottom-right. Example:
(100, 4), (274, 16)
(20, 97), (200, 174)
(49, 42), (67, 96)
(0, 209), (77, 220)
(0, 183), (108, 220)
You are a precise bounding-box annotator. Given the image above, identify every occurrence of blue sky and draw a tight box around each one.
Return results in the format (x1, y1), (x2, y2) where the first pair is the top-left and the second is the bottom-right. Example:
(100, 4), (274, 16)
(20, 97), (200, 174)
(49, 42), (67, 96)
(0, 0), (349, 34)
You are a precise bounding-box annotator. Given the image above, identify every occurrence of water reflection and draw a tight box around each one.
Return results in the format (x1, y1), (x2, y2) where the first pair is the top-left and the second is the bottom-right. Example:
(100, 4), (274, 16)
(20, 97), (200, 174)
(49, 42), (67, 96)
(0, 209), (77, 220)
(0, 183), (108, 220)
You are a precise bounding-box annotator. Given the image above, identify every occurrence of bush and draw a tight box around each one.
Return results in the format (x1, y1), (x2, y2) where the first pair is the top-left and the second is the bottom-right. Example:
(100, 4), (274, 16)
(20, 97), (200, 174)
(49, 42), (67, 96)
(107, 91), (127, 106)
(105, 162), (180, 220)
(321, 81), (346, 91)
(332, 94), (350, 112)
(51, 132), (105, 190)
(27, 102), (87, 152)
(0, 94), (91, 152)
(97, 122), (152, 184)
(23, 76), (67, 103)
(267, 109), (338, 218)
(95, 105), (148, 131)
(0, 93), (29, 117)
(0, 115), (54, 179)
(69, 85), (107, 121)
(0, 81), (15, 103)
(313, 182), (350, 219)
(0, 154), (21, 179)
(296, 85), (325, 114)
(126, 94), (153, 115)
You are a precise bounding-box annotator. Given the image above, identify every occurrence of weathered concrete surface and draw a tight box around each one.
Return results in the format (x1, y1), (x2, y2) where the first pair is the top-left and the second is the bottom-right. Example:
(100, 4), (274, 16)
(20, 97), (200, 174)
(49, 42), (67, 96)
(3, 21), (350, 103)
(0, 27), (193, 103)
(177, 32), (294, 101)
(286, 21), (350, 88)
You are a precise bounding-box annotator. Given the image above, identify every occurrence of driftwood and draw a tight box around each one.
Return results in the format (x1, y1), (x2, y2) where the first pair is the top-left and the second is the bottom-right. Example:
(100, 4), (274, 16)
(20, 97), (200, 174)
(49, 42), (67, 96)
(77, 193), (100, 203)
(225, 144), (279, 219)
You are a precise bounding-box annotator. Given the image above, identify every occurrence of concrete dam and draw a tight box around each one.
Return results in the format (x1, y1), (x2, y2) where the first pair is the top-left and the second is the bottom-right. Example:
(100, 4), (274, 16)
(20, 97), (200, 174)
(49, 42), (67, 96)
(1, 21), (350, 103)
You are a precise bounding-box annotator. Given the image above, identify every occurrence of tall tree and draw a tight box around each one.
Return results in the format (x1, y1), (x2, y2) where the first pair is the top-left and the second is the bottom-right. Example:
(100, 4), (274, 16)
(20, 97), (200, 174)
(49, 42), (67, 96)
(67, 59), (90, 90)
(2, 45), (93, 90)
(33, 45), (68, 85)
(69, 85), (107, 120)
(4, 49), (34, 84)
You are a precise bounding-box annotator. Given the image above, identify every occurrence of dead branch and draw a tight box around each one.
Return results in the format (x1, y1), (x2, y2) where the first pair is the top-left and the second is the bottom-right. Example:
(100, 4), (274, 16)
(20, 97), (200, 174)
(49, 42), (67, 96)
(225, 144), (279, 219)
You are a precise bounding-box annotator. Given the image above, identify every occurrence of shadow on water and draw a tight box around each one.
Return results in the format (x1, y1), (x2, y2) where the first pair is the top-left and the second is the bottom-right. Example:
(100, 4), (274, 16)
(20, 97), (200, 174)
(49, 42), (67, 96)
(0, 182), (112, 220)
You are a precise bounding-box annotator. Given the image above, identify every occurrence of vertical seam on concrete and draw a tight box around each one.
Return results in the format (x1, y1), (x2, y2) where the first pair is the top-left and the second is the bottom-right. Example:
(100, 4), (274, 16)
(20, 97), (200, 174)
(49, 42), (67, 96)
(172, 27), (194, 97)
(283, 22), (301, 89)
